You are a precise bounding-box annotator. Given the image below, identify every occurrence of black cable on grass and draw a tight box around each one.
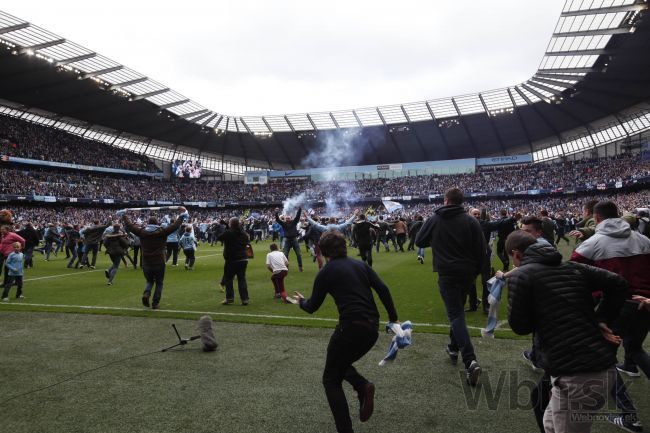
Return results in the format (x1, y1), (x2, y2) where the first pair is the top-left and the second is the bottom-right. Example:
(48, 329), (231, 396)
(1, 349), (163, 405)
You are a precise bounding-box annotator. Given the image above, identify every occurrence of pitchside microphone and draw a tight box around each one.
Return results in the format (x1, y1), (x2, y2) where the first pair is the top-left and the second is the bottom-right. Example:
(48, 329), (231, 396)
(196, 315), (218, 352)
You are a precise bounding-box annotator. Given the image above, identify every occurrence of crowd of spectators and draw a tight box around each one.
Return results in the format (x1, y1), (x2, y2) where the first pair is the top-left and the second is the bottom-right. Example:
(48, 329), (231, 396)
(0, 115), (158, 172)
(7, 190), (648, 229)
(1, 153), (649, 203)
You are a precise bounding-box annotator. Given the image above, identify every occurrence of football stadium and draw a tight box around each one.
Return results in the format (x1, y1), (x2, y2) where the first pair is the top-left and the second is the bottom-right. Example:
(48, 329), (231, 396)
(1, 1), (649, 432)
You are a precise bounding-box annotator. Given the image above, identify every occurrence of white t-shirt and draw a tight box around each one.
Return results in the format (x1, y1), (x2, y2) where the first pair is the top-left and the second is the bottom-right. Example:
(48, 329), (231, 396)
(266, 250), (288, 273)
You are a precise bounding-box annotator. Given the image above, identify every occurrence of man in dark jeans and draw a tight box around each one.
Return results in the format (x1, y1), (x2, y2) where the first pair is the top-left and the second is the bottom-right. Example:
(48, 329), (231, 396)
(275, 207), (303, 272)
(415, 188), (486, 386)
(295, 231), (399, 433)
(17, 222), (39, 269)
(81, 219), (111, 269)
(216, 217), (250, 305)
(352, 214), (379, 267)
(122, 207), (187, 309)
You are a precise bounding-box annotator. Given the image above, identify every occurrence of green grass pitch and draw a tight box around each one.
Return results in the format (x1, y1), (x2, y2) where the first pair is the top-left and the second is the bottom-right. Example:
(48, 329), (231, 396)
(0, 239), (573, 335)
(1, 240), (648, 433)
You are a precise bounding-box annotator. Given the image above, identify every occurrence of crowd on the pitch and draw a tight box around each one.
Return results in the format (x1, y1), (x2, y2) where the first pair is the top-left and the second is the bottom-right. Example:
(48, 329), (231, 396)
(0, 115), (158, 172)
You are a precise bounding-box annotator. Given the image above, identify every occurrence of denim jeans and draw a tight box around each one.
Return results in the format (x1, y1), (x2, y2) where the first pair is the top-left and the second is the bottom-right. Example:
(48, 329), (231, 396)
(23, 246), (34, 268)
(282, 237), (303, 268)
(107, 254), (122, 283)
(438, 274), (477, 368)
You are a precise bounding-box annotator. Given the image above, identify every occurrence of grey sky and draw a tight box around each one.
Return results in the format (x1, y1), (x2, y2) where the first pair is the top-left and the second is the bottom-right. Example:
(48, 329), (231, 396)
(7, 0), (564, 116)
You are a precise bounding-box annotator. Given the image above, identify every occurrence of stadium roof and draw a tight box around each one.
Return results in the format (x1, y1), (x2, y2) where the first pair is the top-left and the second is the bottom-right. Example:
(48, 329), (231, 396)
(0, 0), (649, 172)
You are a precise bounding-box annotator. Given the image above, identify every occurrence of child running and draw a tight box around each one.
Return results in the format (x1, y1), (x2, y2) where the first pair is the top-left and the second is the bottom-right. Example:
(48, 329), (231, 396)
(2, 242), (24, 301)
(179, 225), (198, 270)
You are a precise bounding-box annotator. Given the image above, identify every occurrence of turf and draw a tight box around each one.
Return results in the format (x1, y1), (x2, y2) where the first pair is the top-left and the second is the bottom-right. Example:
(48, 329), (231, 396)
(1, 312), (647, 433)
(0, 239), (578, 337)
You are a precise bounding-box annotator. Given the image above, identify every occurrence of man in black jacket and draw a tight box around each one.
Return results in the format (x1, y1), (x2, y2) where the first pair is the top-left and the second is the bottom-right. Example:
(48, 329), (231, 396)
(415, 188), (485, 386)
(81, 219), (111, 269)
(216, 217), (250, 305)
(506, 230), (627, 433)
(295, 230), (399, 433)
(17, 222), (39, 269)
(352, 214), (379, 267)
(275, 207), (303, 272)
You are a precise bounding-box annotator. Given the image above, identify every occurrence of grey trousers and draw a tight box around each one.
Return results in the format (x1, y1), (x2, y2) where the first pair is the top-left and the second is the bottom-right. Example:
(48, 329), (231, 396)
(543, 367), (616, 433)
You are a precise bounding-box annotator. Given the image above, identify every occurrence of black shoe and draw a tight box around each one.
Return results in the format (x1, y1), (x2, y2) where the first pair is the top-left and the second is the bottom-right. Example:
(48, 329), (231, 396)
(466, 360), (481, 387)
(445, 346), (459, 364)
(359, 382), (375, 422)
(142, 292), (151, 307)
(151, 304), (160, 310)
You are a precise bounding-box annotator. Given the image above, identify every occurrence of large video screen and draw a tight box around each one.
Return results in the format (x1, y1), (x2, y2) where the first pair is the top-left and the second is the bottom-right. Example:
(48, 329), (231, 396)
(172, 159), (202, 178)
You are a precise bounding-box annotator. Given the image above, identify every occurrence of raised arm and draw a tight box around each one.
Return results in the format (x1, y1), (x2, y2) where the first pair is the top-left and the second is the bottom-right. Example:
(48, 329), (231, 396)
(292, 207), (302, 226)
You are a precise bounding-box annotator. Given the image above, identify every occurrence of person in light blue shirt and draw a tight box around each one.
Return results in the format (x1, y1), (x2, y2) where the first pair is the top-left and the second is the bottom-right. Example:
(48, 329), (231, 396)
(2, 242), (24, 301)
(164, 223), (182, 266)
(303, 209), (359, 234)
(179, 226), (198, 270)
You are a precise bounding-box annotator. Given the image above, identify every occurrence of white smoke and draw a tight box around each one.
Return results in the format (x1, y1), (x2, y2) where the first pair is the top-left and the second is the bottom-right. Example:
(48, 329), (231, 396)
(282, 192), (307, 216)
(280, 129), (371, 217)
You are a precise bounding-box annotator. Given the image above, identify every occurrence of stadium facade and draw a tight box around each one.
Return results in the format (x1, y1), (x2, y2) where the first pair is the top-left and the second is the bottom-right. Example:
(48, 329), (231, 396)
(0, 0), (649, 177)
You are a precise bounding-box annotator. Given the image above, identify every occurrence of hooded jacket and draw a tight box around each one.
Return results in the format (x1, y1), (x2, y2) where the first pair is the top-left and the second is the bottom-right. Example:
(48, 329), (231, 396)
(415, 204), (485, 276)
(83, 222), (111, 245)
(17, 225), (40, 249)
(123, 215), (184, 266)
(508, 243), (628, 376)
(103, 234), (130, 257)
(0, 231), (25, 258)
(571, 218), (650, 297)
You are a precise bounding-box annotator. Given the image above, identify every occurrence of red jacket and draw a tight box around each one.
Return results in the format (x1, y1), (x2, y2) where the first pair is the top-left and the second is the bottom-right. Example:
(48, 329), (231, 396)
(571, 218), (650, 297)
(1, 232), (26, 258)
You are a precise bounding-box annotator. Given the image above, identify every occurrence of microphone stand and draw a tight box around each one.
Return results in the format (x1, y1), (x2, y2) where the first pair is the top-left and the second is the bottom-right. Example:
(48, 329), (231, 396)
(161, 324), (199, 352)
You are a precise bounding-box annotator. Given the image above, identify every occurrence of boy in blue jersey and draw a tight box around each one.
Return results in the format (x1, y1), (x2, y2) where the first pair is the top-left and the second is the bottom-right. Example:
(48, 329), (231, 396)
(179, 226), (198, 270)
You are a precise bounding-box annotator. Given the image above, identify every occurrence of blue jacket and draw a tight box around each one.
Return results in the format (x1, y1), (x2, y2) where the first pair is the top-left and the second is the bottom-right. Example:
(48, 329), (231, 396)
(165, 224), (180, 243)
(5, 252), (24, 276)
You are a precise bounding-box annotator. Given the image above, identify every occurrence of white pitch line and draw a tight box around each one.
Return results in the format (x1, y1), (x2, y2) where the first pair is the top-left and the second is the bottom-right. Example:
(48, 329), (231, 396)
(0, 302), (509, 330)
(24, 269), (102, 281)
(23, 251), (224, 282)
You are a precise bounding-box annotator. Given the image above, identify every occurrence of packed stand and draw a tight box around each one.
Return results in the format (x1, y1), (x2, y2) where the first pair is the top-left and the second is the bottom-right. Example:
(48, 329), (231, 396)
(0, 115), (158, 172)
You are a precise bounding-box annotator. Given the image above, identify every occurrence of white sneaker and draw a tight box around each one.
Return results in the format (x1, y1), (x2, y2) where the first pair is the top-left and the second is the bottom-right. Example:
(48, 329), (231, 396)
(480, 328), (495, 339)
(1, 297), (8, 302)
(18, 295), (24, 299)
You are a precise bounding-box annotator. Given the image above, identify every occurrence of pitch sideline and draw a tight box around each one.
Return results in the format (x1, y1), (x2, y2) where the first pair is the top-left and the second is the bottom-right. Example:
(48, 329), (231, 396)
(0, 302), (509, 331)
